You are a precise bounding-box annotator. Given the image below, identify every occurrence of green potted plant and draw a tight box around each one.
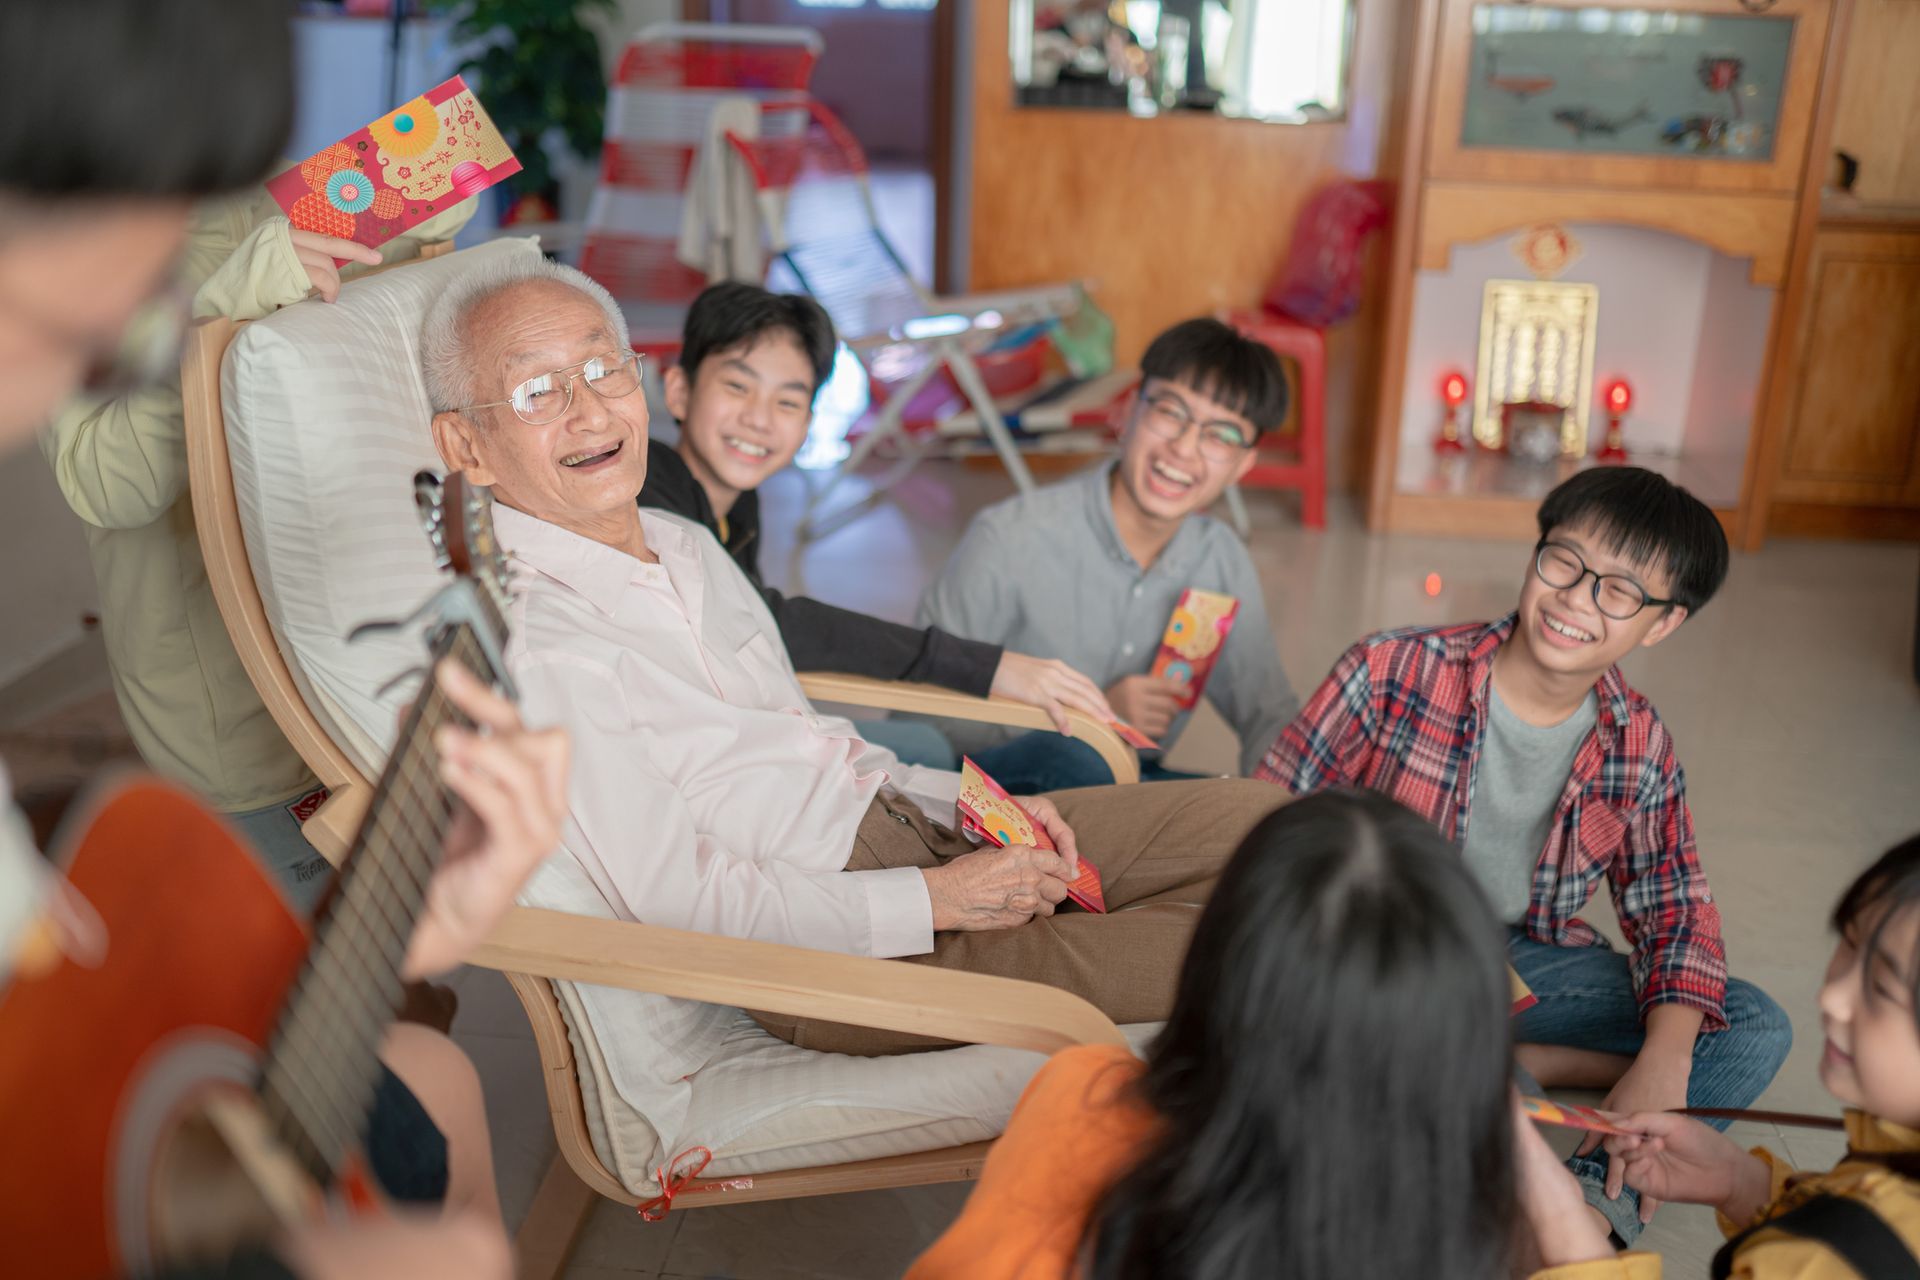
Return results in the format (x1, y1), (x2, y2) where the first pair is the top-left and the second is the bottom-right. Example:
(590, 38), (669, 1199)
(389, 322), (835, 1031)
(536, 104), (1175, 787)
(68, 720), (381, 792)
(426, 0), (616, 221)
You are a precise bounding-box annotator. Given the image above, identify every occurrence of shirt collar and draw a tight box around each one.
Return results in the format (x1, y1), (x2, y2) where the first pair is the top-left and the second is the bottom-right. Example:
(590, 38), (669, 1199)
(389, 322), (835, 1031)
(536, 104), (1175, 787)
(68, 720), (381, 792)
(493, 502), (690, 617)
(1467, 613), (1633, 734)
(1085, 457), (1199, 573)
(1847, 1109), (1920, 1155)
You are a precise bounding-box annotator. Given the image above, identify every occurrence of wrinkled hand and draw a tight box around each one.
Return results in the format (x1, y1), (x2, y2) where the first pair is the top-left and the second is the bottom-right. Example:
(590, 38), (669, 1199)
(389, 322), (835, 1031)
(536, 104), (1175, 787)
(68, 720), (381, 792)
(290, 228), (382, 303)
(403, 660), (571, 979)
(990, 652), (1115, 737)
(1513, 1095), (1615, 1267)
(1602, 1111), (1764, 1222)
(1577, 1052), (1689, 1222)
(1017, 794), (1080, 875)
(924, 843), (1073, 932)
(1104, 673), (1185, 741)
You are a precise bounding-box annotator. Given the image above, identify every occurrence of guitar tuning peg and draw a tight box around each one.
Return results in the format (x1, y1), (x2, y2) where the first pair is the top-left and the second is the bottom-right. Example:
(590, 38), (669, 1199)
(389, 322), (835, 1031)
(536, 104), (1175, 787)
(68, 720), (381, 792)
(413, 471), (452, 571)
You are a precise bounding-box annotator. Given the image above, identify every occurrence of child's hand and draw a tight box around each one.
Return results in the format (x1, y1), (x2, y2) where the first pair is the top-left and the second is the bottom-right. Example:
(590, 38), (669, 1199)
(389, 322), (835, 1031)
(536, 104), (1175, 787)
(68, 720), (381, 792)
(290, 228), (382, 303)
(1602, 1112), (1767, 1222)
(1513, 1097), (1615, 1267)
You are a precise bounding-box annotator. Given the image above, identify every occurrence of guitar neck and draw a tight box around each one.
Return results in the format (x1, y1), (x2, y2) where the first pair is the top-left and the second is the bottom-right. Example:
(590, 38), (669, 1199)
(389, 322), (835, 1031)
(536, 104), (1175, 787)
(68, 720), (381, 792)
(253, 620), (493, 1188)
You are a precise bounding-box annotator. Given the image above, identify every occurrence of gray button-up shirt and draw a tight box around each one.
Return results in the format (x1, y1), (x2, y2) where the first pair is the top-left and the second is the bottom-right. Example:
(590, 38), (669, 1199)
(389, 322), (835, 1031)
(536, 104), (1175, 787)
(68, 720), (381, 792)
(916, 461), (1298, 776)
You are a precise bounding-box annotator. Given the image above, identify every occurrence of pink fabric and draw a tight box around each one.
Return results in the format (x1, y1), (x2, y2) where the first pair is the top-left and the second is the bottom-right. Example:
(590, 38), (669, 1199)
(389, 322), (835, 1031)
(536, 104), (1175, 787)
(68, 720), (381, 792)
(494, 504), (954, 959)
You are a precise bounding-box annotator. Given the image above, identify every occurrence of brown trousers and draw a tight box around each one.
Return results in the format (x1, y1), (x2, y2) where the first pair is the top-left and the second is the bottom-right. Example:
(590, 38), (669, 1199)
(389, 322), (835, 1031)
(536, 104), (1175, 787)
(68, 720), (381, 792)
(749, 777), (1291, 1056)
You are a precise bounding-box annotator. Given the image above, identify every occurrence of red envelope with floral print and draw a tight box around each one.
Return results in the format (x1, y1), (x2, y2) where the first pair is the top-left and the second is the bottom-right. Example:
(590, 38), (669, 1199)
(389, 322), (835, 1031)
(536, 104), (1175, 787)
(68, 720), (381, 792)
(1149, 588), (1240, 711)
(267, 76), (519, 258)
(957, 758), (1106, 913)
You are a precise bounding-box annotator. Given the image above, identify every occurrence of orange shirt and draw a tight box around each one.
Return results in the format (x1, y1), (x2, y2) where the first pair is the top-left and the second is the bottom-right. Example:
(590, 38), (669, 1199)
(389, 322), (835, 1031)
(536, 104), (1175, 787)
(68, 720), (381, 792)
(910, 1043), (1662, 1280)
(907, 1043), (1153, 1280)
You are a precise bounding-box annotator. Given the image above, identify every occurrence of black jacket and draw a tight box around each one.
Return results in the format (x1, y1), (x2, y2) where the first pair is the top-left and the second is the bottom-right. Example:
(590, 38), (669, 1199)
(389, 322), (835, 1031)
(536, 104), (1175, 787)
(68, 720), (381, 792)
(638, 439), (1002, 696)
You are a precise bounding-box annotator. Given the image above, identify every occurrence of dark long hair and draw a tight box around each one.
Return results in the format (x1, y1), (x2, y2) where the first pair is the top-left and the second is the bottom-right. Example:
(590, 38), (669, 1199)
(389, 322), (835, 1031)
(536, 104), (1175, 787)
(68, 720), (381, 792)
(1833, 833), (1920, 1030)
(1, 0), (293, 200)
(1086, 789), (1516, 1280)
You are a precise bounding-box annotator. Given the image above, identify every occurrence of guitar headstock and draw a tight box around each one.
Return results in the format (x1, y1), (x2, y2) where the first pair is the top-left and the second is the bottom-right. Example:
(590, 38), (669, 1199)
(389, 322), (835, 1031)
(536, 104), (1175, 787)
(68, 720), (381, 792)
(387, 470), (515, 698)
(415, 471), (513, 619)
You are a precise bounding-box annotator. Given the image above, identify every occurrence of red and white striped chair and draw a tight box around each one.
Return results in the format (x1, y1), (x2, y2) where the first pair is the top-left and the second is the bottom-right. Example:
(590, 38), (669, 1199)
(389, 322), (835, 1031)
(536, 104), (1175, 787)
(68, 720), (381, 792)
(578, 22), (822, 360)
(720, 99), (1091, 538)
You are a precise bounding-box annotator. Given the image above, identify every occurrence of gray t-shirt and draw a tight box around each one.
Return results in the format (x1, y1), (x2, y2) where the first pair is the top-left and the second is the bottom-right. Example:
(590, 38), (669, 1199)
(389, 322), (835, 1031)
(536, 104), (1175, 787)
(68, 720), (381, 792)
(1460, 686), (1598, 924)
(915, 460), (1299, 776)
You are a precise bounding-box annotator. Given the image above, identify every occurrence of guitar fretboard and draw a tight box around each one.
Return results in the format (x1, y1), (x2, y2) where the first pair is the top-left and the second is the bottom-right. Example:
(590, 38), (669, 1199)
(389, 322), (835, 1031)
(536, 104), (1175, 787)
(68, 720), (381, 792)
(255, 622), (491, 1187)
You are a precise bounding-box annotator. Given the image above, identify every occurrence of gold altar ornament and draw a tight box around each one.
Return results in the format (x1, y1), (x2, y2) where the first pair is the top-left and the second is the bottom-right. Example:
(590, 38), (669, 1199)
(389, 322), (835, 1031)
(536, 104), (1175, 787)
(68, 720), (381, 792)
(1472, 278), (1598, 455)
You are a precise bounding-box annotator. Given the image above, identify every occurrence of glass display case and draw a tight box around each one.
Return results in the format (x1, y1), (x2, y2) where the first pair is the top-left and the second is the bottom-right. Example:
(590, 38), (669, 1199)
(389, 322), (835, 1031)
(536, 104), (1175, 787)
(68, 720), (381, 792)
(1425, 0), (1832, 195)
(1460, 5), (1795, 160)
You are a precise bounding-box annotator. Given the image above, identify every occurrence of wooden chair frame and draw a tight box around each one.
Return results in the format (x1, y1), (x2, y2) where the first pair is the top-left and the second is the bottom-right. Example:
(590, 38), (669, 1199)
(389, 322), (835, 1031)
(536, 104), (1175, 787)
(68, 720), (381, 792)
(179, 242), (1133, 1279)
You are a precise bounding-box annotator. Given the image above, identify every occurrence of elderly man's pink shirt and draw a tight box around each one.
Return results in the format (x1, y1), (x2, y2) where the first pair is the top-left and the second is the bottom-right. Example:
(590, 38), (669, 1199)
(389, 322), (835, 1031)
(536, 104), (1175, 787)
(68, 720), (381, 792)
(495, 503), (957, 958)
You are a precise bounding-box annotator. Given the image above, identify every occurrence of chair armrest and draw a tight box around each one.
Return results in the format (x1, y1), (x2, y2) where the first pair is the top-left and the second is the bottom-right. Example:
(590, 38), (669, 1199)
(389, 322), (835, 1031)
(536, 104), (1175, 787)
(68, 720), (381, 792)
(796, 672), (1139, 785)
(469, 906), (1128, 1054)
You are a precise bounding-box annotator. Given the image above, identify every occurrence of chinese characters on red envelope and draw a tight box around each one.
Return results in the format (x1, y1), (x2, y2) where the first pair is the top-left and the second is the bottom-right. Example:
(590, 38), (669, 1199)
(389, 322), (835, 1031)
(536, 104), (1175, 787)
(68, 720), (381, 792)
(1149, 588), (1240, 711)
(956, 758), (1106, 913)
(268, 77), (519, 258)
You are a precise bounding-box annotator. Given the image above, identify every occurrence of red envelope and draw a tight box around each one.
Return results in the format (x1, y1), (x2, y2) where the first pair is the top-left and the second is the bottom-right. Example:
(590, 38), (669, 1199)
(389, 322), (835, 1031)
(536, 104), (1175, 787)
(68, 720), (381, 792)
(956, 758), (1106, 913)
(1108, 719), (1159, 751)
(1149, 589), (1240, 711)
(1520, 1096), (1629, 1137)
(268, 76), (520, 260)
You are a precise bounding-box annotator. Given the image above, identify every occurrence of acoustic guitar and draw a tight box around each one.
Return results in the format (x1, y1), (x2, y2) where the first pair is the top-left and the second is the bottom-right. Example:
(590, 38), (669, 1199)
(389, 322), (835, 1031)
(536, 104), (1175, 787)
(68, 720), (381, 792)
(0, 472), (514, 1277)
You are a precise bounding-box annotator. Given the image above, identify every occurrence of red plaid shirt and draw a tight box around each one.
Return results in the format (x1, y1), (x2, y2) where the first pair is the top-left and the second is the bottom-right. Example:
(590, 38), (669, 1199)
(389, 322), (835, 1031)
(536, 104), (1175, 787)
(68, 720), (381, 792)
(1255, 615), (1727, 1029)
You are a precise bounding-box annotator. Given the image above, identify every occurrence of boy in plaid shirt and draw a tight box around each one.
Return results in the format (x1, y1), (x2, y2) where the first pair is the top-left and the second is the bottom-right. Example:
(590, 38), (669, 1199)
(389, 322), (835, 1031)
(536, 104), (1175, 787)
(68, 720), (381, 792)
(1256, 467), (1790, 1245)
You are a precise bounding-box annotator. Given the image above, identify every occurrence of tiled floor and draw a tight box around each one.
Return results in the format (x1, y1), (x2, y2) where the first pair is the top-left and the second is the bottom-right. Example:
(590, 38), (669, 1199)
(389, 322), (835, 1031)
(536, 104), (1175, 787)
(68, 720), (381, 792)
(8, 458), (1915, 1275)
(445, 461), (1917, 1277)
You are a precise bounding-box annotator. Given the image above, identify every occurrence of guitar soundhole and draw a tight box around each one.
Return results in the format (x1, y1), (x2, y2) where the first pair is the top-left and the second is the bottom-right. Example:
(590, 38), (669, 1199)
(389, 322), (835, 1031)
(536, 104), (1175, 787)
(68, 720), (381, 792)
(150, 1106), (280, 1265)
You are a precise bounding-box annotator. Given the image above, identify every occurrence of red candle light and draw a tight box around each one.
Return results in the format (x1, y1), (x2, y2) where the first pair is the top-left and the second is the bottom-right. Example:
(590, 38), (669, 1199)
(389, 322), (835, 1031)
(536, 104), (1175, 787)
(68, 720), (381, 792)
(1597, 377), (1632, 463)
(1435, 369), (1469, 454)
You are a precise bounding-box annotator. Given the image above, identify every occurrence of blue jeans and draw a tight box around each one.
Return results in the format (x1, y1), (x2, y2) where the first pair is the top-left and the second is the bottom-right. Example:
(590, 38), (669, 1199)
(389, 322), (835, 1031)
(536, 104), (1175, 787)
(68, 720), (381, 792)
(1507, 929), (1792, 1245)
(966, 731), (1116, 792)
(853, 718), (958, 771)
(229, 789), (332, 916)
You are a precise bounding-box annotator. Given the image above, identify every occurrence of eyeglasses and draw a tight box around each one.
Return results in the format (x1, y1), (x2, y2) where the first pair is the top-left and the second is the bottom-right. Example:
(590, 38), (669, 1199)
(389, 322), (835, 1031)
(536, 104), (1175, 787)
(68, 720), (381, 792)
(1533, 541), (1677, 620)
(463, 351), (644, 425)
(1135, 391), (1253, 462)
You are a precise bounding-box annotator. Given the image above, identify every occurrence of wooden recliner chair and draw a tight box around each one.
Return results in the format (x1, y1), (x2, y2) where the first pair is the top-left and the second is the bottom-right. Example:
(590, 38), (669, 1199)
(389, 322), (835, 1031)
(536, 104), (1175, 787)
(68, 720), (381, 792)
(179, 238), (1137, 1278)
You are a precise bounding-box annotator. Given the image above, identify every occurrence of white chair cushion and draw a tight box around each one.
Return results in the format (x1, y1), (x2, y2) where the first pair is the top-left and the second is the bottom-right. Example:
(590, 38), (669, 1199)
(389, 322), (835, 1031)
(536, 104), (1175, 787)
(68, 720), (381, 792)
(218, 240), (1151, 1195)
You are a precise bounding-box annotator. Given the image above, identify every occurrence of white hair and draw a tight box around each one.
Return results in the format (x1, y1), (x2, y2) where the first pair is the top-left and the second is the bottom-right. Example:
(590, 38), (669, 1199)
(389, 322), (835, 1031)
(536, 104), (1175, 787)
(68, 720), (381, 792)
(419, 255), (631, 413)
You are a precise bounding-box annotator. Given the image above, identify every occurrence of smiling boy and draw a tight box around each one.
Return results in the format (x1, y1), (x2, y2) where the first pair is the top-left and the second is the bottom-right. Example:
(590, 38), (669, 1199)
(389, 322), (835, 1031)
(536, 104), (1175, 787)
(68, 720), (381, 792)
(1255, 466), (1792, 1244)
(917, 317), (1300, 791)
(638, 283), (1112, 759)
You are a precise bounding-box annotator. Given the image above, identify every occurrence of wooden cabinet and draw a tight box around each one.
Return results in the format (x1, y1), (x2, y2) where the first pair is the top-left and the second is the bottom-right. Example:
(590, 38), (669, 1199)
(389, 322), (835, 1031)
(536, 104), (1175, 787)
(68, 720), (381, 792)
(1769, 221), (1920, 507)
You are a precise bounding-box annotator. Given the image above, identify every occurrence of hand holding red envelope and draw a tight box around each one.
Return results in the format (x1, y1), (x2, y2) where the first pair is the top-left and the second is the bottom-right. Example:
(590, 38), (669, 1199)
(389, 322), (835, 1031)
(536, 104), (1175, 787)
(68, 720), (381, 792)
(268, 76), (520, 264)
(956, 758), (1106, 913)
(1519, 1095), (1630, 1137)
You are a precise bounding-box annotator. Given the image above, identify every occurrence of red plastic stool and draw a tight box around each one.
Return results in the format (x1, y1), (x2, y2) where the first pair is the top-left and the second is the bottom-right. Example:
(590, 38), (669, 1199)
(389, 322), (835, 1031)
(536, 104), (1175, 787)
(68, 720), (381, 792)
(1218, 307), (1327, 530)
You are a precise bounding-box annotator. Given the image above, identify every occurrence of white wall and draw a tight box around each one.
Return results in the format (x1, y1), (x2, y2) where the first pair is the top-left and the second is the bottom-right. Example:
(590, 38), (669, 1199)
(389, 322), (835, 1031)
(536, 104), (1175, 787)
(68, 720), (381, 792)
(0, 450), (100, 690)
(1398, 223), (1772, 486)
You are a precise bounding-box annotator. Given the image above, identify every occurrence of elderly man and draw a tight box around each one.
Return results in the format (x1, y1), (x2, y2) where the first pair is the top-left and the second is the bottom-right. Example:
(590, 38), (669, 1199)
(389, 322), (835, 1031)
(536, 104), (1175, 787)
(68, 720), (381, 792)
(424, 258), (1291, 1055)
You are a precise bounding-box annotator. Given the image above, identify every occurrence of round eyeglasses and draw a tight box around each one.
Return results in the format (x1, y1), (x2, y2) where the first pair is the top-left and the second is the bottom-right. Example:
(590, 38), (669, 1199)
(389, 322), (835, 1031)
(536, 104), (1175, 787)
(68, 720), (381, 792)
(1135, 391), (1254, 463)
(462, 351), (644, 426)
(1533, 541), (1676, 620)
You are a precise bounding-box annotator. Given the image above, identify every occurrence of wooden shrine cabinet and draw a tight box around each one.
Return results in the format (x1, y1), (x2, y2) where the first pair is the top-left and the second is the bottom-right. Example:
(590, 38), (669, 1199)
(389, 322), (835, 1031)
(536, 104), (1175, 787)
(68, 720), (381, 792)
(1365, 0), (1849, 546)
(1758, 213), (1920, 535)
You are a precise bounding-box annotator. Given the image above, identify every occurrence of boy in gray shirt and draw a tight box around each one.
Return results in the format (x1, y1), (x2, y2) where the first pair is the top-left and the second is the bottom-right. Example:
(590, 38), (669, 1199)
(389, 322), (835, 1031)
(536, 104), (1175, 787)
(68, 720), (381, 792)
(917, 318), (1300, 790)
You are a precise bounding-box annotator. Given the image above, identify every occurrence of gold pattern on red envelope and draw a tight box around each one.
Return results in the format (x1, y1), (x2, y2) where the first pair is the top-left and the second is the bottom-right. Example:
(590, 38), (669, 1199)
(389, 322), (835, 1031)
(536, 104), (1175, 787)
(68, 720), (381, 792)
(1149, 589), (1240, 711)
(956, 759), (1106, 913)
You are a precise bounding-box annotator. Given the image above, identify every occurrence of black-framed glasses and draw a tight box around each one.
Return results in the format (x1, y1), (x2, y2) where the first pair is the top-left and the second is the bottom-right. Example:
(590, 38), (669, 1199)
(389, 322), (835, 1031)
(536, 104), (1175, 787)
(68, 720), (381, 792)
(462, 350), (644, 426)
(1533, 541), (1676, 620)
(1135, 391), (1253, 462)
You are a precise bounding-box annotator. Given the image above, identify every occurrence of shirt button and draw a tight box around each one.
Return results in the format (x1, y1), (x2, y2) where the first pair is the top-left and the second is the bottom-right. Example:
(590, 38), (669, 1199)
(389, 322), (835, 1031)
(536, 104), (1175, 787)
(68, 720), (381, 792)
(1131, 584), (1143, 598)
(1121, 643), (1135, 656)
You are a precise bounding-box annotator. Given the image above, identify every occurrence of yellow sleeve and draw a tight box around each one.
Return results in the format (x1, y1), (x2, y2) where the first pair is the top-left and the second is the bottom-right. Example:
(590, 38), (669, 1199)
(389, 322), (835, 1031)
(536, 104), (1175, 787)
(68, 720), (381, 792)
(1532, 1251), (1663, 1280)
(191, 215), (310, 323)
(1717, 1149), (1800, 1237)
